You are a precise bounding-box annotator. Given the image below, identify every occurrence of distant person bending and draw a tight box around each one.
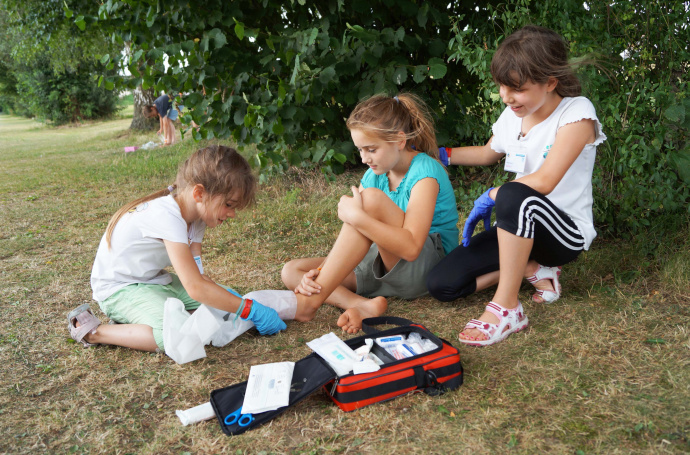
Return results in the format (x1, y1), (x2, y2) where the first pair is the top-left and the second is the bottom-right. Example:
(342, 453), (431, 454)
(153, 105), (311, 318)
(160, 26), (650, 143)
(143, 94), (178, 146)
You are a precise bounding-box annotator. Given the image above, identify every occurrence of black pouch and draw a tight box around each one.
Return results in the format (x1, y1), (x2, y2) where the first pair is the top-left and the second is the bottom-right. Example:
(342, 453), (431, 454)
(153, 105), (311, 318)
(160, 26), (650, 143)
(210, 353), (337, 436)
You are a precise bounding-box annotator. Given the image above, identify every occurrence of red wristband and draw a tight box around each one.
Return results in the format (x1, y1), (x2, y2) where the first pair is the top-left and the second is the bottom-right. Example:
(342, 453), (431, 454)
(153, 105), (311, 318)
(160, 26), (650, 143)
(447, 147), (452, 157)
(240, 299), (253, 319)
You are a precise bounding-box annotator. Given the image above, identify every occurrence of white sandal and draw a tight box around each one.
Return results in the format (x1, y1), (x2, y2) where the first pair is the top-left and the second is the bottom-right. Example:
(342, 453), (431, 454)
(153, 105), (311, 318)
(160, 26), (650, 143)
(527, 264), (561, 304)
(458, 301), (529, 347)
(67, 303), (101, 347)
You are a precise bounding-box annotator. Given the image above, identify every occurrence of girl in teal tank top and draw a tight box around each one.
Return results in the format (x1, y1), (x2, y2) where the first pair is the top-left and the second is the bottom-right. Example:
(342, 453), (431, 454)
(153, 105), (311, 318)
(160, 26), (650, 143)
(281, 93), (459, 334)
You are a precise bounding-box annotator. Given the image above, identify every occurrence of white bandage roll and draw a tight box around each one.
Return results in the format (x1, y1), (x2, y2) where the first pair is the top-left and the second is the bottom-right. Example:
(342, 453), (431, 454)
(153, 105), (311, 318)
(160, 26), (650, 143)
(176, 402), (216, 426)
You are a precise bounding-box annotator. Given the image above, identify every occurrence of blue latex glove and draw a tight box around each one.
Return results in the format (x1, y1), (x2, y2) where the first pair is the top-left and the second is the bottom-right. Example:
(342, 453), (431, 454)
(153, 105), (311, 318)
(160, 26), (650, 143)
(243, 299), (286, 335)
(461, 188), (495, 247)
(438, 147), (450, 166)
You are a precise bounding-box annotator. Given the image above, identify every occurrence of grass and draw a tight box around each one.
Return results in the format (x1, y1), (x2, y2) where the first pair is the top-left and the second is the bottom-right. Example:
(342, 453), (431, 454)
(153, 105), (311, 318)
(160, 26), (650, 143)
(0, 112), (688, 454)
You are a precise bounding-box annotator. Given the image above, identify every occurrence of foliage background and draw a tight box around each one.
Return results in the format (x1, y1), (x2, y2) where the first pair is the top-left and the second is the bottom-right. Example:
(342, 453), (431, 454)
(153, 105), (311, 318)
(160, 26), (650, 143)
(2, 0), (688, 232)
(85, 0), (690, 237)
(0, 0), (121, 123)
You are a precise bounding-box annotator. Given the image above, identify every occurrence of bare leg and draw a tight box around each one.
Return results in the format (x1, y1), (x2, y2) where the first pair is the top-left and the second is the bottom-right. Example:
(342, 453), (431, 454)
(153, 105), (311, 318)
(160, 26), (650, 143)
(474, 270), (501, 293)
(282, 257), (363, 308)
(82, 324), (159, 352)
(459, 228), (533, 341)
(293, 222), (387, 327)
(161, 116), (170, 145)
(471, 259), (557, 296)
(167, 118), (177, 145)
(290, 189), (412, 332)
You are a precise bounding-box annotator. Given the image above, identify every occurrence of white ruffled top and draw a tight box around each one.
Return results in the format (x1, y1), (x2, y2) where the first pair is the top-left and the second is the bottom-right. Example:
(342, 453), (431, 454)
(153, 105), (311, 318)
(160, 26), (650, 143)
(490, 97), (607, 249)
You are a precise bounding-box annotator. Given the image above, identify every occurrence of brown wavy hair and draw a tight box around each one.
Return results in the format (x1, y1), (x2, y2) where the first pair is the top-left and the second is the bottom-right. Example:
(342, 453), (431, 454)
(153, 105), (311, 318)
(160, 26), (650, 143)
(346, 93), (440, 162)
(491, 25), (582, 97)
(105, 145), (256, 248)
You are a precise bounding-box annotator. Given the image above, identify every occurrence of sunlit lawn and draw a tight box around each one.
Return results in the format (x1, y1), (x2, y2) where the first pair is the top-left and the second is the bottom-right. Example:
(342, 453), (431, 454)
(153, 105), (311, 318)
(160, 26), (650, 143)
(0, 113), (688, 454)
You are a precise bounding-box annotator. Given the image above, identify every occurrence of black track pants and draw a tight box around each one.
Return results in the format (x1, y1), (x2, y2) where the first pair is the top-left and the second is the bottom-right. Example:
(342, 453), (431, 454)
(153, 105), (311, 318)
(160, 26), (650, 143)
(427, 181), (585, 302)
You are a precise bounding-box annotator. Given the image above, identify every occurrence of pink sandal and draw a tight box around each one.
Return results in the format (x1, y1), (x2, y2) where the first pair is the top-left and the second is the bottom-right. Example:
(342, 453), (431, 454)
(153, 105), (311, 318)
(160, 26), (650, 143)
(67, 304), (101, 347)
(527, 264), (562, 304)
(458, 301), (529, 347)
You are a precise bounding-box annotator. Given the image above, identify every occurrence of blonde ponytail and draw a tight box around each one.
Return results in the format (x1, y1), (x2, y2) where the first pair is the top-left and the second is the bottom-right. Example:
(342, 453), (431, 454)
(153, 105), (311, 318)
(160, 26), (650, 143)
(346, 93), (440, 163)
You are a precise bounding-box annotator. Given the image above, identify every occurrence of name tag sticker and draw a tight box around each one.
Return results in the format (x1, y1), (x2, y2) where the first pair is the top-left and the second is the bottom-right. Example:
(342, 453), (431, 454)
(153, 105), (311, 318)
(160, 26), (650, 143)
(505, 149), (527, 173)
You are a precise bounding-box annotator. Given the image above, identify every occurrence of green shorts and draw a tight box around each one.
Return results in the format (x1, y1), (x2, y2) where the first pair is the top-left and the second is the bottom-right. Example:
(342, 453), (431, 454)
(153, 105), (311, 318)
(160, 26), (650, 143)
(354, 233), (445, 299)
(98, 274), (238, 351)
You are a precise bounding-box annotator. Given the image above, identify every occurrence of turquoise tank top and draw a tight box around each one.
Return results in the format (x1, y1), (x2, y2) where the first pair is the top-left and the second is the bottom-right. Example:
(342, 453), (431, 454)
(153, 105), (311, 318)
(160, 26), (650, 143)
(360, 153), (459, 254)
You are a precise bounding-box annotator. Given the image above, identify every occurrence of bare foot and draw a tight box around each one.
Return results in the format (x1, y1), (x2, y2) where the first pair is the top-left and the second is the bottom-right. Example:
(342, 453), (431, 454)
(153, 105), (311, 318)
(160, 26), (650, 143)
(337, 296), (387, 334)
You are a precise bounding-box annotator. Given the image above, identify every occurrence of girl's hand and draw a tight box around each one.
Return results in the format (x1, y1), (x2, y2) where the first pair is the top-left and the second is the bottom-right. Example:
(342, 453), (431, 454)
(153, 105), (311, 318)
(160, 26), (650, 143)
(461, 188), (495, 247)
(294, 268), (321, 296)
(337, 186), (364, 225)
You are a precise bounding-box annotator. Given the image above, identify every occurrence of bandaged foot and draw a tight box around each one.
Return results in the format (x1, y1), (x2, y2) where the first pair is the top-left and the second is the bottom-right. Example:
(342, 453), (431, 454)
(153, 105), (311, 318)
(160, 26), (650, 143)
(242, 290), (297, 320)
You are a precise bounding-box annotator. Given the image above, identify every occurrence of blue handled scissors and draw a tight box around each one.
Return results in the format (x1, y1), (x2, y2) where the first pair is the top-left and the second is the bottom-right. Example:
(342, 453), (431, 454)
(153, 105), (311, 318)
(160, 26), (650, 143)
(224, 407), (254, 427)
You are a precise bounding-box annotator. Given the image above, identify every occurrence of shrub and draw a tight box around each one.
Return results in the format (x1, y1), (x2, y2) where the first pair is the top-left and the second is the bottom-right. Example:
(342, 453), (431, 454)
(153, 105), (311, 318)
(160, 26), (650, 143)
(87, 0), (688, 235)
(14, 63), (120, 124)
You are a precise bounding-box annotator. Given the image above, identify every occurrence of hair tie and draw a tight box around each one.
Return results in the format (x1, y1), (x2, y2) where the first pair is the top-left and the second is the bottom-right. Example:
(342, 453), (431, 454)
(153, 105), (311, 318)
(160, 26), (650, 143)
(393, 95), (400, 104)
(167, 185), (175, 193)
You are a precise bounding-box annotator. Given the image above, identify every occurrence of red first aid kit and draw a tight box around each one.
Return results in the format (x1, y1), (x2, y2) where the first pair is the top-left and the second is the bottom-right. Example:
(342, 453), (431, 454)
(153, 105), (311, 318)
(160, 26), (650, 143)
(210, 317), (463, 435)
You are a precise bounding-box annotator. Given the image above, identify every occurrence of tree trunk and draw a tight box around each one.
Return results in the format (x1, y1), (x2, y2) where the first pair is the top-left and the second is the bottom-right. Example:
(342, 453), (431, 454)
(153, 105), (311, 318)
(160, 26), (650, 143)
(129, 85), (158, 130)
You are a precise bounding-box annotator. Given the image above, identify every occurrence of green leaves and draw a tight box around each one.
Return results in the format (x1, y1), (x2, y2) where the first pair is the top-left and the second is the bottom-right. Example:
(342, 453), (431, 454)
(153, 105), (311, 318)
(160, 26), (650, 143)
(409, 58), (447, 83)
(207, 28), (227, 49)
(413, 65), (427, 83)
(319, 66), (336, 85)
(234, 22), (244, 40)
(84, 0), (688, 230)
(428, 58), (447, 79)
(392, 67), (407, 85)
(74, 15), (86, 31)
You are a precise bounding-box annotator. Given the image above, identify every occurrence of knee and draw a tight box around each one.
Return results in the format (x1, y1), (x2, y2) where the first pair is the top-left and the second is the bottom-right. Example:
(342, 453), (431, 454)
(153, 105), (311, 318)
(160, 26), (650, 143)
(495, 181), (529, 219)
(280, 260), (299, 287)
(426, 271), (474, 302)
(426, 272), (455, 302)
(359, 187), (388, 214)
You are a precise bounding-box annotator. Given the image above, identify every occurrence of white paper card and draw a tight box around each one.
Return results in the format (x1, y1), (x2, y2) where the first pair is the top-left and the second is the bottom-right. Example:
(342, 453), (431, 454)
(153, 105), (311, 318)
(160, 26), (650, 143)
(241, 362), (295, 414)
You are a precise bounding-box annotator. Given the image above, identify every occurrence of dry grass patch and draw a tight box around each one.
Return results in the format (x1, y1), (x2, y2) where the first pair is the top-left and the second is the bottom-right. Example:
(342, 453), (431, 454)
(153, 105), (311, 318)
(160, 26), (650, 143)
(0, 114), (688, 454)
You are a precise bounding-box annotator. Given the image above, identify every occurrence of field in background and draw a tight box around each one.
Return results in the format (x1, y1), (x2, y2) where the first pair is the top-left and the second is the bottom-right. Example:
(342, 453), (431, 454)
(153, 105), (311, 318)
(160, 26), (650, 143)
(0, 113), (688, 454)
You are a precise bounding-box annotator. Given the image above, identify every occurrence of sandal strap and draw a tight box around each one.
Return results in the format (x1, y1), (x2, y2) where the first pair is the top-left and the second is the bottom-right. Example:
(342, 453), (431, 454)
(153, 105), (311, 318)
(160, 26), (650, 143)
(460, 302), (528, 346)
(485, 301), (526, 323)
(485, 301), (511, 320)
(534, 289), (559, 302)
(527, 264), (562, 303)
(527, 264), (557, 283)
(463, 319), (497, 339)
(68, 305), (101, 343)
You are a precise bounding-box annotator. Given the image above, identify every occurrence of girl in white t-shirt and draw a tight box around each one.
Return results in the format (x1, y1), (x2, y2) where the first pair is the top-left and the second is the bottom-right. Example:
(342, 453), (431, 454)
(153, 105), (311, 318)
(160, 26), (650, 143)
(67, 145), (289, 351)
(427, 25), (606, 346)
